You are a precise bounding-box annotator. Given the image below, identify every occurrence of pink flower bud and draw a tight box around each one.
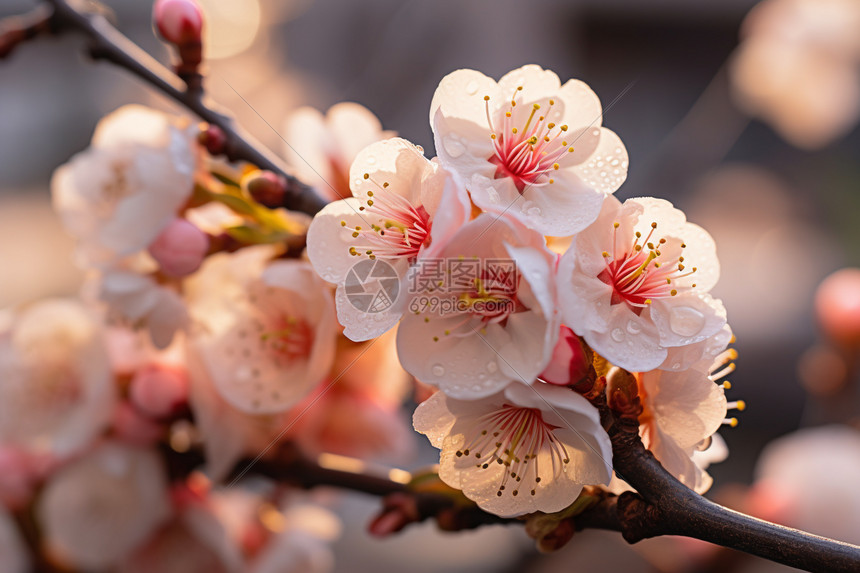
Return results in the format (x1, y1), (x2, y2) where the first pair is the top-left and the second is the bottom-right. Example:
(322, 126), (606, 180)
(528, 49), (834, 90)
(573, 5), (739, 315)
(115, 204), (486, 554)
(815, 268), (860, 348)
(148, 218), (209, 277)
(539, 326), (591, 386)
(242, 169), (287, 208)
(112, 402), (165, 446)
(129, 364), (189, 419)
(154, 0), (204, 45)
(198, 124), (227, 155)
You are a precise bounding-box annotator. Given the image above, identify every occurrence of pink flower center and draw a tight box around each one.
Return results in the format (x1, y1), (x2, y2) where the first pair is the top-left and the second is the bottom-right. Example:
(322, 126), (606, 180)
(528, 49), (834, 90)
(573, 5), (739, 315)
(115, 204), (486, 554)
(484, 87), (575, 193)
(457, 268), (523, 324)
(261, 315), (313, 364)
(342, 175), (431, 262)
(597, 220), (698, 314)
(457, 404), (570, 498)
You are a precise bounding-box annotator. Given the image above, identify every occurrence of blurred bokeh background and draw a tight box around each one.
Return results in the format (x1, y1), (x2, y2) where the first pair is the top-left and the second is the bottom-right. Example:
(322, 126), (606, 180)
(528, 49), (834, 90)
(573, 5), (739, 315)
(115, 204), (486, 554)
(2, 0), (859, 571)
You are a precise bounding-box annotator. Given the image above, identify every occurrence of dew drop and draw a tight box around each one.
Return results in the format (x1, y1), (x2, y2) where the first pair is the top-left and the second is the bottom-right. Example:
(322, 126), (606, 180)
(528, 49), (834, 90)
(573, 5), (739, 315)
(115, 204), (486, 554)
(442, 136), (466, 158)
(366, 156), (376, 165)
(669, 306), (706, 337)
(610, 328), (625, 342)
(626, 320), (641, 335)
(465, 80), (479, 95)
(432, 363), (446, 377)
(672, 362), (682, 370)
(486, 361), (498, 373)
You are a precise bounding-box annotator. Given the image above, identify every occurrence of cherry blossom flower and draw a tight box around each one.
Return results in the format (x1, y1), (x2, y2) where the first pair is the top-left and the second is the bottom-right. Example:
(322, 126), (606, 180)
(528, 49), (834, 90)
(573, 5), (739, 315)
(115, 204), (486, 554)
(414, 381), (612, 517)
(0, 506), (29, 573)
(730, 0), (860, 149)
(250, 503), (339, 573)
(430, 64), (628, 236)
(752, 425), (860, 545)
(186, 246), (337, 415)
(37, 442), (172, 571)
(283, 102), (395, 201)
(52, 105), (198, 266)
(558, 195), (727, 372)
(0, 299), (115, 457)
(97, 254), (189, 349)
(307, 137), (470, 341)
(397, 213), (559, 399)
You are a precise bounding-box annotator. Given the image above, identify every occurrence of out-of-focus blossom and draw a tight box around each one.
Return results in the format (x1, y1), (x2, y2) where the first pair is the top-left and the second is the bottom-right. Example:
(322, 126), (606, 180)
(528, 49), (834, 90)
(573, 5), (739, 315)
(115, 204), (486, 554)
(287, 329), (413, 461)
(283, 102), (394, 201)
(250, 504), (339, 573)
(0, 506), (29, 573)
(430, 64), (628, 236)
(186, 348), (283, 481)
(307, 137), (470, 341)
(112, 401), (165, 447)
(37, 442), (171, 571)
(815, 268), (860, 348)
(0, 299), (115, 457)
(207, 489), (339, 573)
(752, 425), (860, 544)
(119, 496), (243, 573)
(414, 381), (612, 517)
(97, 255), (189, 349)
(558, 196), (727, 372)
(52, 105), (198, 266)
(730, 0), (860, 149)
(397, 214), (558, 399)
(147, 218), (210, 278)
(186, 246), (336, 415)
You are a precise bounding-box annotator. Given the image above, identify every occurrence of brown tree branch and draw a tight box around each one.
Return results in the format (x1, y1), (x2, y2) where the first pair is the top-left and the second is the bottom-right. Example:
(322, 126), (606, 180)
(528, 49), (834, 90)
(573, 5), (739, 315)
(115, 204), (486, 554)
(32, 0), (328, 217)
(589, 375), (860, 573)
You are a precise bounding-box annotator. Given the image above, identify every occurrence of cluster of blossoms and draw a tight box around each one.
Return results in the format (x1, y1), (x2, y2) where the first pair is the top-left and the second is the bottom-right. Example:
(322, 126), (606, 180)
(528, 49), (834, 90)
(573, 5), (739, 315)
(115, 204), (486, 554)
(0, 97), (412, 570)
(0, 62), (742, 570)
(307, 64), (741, 517)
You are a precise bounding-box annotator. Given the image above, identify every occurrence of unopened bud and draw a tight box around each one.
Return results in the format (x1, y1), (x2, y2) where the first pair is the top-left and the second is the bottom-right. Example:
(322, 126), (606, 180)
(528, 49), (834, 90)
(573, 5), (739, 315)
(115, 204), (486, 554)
(243, 169), (288, 208)
(815, 268), (860, 348)
(148, 218), (209, 277)
(540, 325), (591, 386)
(112, 402), (164, 446)
(154, 0), (203, 45)
(129, 363), (189, 419)
(605, 366), (642, 419)
(198, 124), (227, 155)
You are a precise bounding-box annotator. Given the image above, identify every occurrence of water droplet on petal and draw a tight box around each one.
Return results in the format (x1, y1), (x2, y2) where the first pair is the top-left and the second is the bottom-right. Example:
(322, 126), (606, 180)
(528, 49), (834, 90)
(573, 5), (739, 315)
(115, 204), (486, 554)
(672, 362), (682, 370)
(465, 80), (479, 95)
(610, 328), (625, 342)
(442, 136), (466, 158)
(432, 364), (446, 377)
(366, 156), (376, 165)
(486, 361), (498, 373)
(626, 320), (641, 335)
(669, 306), (706, 337)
